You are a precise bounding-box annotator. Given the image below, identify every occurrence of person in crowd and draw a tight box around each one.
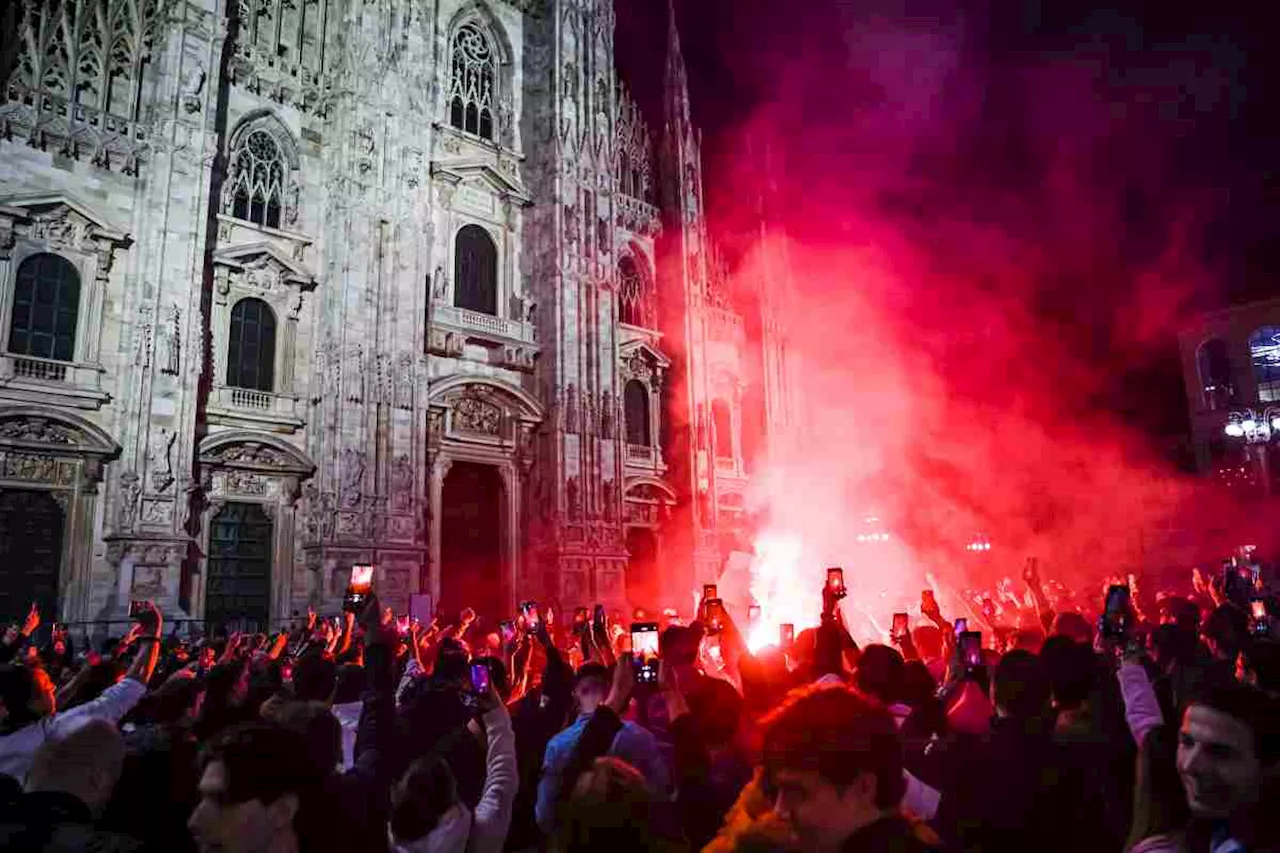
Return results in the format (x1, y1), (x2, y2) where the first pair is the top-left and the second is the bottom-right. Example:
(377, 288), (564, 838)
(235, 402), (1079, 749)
(387, 680), (516, 853)
(535, 660), (670, 835)
(0, 602), (161, 783)
(0, 718), (141, 852)
(1175, 680), (1280, 851)
(550, 757), (675, 853)
(187, 722), (317, 853)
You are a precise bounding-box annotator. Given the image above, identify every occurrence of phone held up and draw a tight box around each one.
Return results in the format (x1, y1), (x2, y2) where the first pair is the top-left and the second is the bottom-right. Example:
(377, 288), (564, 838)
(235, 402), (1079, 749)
(521, 600), (541, 629)
(827, 567), (847, 599)
(1102, 584), (1131, 641)
(631, 622), (660, 684)
(959, 631), (983, 669)
(747, 604), (762, 625)
(953, 617), (968, 636)
(891, 612), (909, 643)
(703, 598), (726, 635)
(470, 661), (491, 696)
(779, 623), (795, 648)
(343, 564), (374, 613)
(1250, 598), (1270, 638)
(703, 584), (718, 601)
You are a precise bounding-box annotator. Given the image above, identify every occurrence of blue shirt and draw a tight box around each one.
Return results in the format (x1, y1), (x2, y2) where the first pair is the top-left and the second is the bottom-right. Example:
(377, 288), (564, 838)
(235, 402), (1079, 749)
(535, 711), (671, 834)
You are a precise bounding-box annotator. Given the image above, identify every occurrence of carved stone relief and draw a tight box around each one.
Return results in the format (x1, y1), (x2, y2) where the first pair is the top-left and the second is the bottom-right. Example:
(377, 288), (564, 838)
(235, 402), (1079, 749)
(340, 448), (365, 509)
(449, 386), (503, 436)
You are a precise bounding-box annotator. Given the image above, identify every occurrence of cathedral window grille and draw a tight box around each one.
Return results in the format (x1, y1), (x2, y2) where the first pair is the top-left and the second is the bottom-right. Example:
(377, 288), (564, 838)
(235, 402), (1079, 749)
(625, 380), (650, 447)
(228, 129), (287, 229)
(226, 298), (277, 392)
(454, 225), (498, 316)
(6, 0), (163, 124)
(712, 398), (733, 460)
(1249, 327), (1280, 403)
(615, 83), (653, 202)
(448, 23), (497, 140)
(7, 253), (80, 362)
(618, 256), (654, 328)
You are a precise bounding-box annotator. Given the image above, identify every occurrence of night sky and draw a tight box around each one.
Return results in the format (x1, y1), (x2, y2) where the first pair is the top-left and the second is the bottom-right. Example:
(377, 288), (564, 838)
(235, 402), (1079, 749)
(615, 0), (1280, 460)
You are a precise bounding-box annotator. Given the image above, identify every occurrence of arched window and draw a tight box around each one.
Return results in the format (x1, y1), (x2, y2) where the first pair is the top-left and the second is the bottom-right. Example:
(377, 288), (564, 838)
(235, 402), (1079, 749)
(228, 128), (287, 229)
(712, 399), (733, 460)
(625, 380), (650, 446)
(226, 298), (277, 391)
(618, 255), (653, 328)
(454, 225), (498, 315)
(8, 253), (80, 362)
(448, 23), (497, 140)
(1197, 338), (1234, 410)
(1249, 327), (1280, 403)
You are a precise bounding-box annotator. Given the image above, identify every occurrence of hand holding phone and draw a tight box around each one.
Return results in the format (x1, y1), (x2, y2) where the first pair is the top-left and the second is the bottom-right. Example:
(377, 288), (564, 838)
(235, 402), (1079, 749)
(959, 631), (983, 669)
(747, 604), (762, 625)
(826, 567), (847, 599)
(703, 584), (718, 601)
(703, 599), (726, 635)
(891, 612), (909, 643)
(780, 623), (795, 648)
(631, 622), (660, 684)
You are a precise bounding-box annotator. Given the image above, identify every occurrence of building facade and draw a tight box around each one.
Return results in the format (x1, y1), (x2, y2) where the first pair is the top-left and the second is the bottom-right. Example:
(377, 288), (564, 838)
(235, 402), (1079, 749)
(0, 0), (794, 629)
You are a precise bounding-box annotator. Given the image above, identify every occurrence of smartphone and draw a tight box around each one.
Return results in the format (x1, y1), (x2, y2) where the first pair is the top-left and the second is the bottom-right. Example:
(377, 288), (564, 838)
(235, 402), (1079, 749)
(703, 584), (718, 601)
(959, 631), (983, 668)
(921, 589), (938, 612)
(827, 567), (846, 598)
(892, 612), (909, 641)
(470, 661), (491, 695)
(954, 617), (968, 635)
(395, 615), (410, 635)
(747, 604), (762, 625)
(499, 620), (516, 643)
(521, 600), (540, 628)
(1103, 584), (1131, 638)
(704, 598), (725, 634)
(344, 564), (375, 613)
(1250, 599), (1269, 637)
(780, 623), (795, 648)
(574, 607), (589, 632)
(631, 622), (660, 684)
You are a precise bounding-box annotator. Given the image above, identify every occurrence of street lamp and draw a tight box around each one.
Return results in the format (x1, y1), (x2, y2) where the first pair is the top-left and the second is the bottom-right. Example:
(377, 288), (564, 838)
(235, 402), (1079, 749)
(1222, 407), (1280, 494)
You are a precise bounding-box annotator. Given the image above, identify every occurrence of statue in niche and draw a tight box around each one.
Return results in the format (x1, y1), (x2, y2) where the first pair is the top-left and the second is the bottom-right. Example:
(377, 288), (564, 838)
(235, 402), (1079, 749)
(148, 428), (176, 492)
(159, 304), (181, 376)
(565, 476), (580, 520)
(564, 384), (579, 433)
(391, 454), (413, 511)
(432, 265), (446, 300)
(600, 390), (614, 439)
(340, 448), (365, 509)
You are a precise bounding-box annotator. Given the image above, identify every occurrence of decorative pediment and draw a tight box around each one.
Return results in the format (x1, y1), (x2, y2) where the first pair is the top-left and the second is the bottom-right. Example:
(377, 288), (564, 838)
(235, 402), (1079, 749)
(620, 341), (671, 381)
(0, 192), (131, 259)
(431, 160), (532, 206)
(0, 406), (119, 458)
(199, 431), (315, 476)
(213, 242), (316, 291)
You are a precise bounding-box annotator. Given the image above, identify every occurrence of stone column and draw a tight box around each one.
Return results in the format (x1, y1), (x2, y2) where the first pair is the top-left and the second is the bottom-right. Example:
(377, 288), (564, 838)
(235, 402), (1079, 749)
(427, 455), (452, 607)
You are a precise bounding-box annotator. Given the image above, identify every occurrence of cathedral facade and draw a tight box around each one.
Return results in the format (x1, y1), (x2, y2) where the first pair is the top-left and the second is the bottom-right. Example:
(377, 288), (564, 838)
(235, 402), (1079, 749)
(0, 0), (794, 630)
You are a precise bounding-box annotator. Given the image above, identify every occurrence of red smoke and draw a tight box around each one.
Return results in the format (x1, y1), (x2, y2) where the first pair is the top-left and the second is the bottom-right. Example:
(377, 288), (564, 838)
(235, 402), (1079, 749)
(693, 1), (1274, 617)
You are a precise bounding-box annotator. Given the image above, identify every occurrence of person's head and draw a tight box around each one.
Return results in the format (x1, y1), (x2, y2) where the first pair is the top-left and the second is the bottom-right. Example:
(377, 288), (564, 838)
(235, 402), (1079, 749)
(0, 664), (38, 731)
(25, 718), (125, 814)
(1177, 681), (1279, 820)
(1151, 622), (1199, 673)
(853, 644), (904, 706)
(332, 663), (366, 705)
(660, 625), (700, 670)
(910, 625), (943, 661)
(992, 649), (1051, 721)
(1051, 611), (1094, 646)
(572, 663), (610, 714)
(1040, 637), (1096, 712)
(1010, 627), (1046, 655)
(291, 651), (337, 703)
(550, 757), (655, 853)
(188, 723), (315, 853)
(1128, 725), (1191, 848)
(761, 685), (904, 849)
(1239, 640), (1280, 696)
(390, 753), (462, 847)
(1159, 595), (1201, 633)
(1202, 604), (1250, 662)
(270, 701), (342, 777)
(687, 676), (743, 750)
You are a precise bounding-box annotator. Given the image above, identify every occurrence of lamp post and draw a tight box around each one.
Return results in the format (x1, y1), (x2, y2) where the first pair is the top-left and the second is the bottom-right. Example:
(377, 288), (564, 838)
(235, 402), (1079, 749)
(1223, 407), (1280, 495)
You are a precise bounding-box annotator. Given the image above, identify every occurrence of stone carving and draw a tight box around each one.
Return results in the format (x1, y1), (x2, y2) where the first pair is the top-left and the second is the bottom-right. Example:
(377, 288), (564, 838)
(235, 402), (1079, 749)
(390, 454), (413, 511)
(209, 443), (291, 468)
(340, 448), (365, 508)
(427, 409), (445, 444)
(345, 344), (365, 403)
(395, 353), (414, 410)
(0, 451), (73, 484)
(432, 265), (447, 300)
(602, 480), (618, 523)
(117, 471), (141, 529)
(564, 204), (578, 243)
(600, 390), (614, 439)
(564, 385), (579, 433)
(225, 470), (269, 496)
(181, 62), (206, 114)
(131, 565), (166, 598)
(566, 476), (581, 521)
(159, 303), (181, 375)
(626, 352), (652, 382)
(452, 387), (502, 436)
(354, 124), (376, 174)
(375, 353), (392, 404)
(28, 207), (91, 251)
(140, 498), (174, 525)
(148, 428), (176, 491)
(0, 418), (79, 445)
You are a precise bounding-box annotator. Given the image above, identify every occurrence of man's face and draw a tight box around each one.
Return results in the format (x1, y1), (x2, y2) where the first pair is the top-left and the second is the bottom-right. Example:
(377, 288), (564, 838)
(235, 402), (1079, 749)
(188, 760), (290, 853)
(771, 768), (873, 851)
(1177, 705), (1262, 818)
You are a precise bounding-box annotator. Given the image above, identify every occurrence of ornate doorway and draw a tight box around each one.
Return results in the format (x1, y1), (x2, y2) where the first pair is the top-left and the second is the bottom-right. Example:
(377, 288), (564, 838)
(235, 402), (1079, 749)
(206, 501), (273, 632)
(440, 461), (504, 622)
(0, 489), (64, 623)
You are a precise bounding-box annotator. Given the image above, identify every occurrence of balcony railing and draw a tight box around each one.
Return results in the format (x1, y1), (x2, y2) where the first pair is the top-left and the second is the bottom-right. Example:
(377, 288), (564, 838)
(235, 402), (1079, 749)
(11, 356), (68, 382)
(433, 303), (534, 344)
(210, 385), (302, 427)
(627, 443), (657, 465)
(230, 388), (272, 410)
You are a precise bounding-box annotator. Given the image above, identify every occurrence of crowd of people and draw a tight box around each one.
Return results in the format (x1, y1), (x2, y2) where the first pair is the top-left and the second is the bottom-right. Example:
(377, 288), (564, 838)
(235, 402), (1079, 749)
(0, 554), (1277, 852)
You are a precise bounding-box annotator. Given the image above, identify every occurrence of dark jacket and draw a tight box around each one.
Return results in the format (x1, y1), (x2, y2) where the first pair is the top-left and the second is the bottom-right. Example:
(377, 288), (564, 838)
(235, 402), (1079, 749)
(924, 716), (1107, 853)
(0, 790), (143, 853)
(841, 814), (942, 853)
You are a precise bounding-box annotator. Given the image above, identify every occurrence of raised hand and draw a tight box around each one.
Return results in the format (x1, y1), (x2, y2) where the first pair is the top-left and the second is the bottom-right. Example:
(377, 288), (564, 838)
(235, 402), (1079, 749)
(22, 602), (40, 637)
